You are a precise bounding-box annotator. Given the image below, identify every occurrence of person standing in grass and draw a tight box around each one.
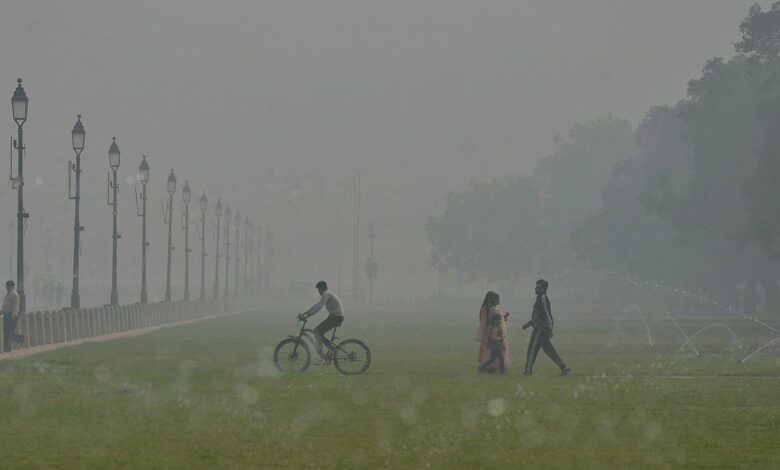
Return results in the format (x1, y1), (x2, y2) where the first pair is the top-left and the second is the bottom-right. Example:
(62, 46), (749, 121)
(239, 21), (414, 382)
(477, 291), (510, 373)
(523, 279), (570, 376)
(1, 280), (22, 352)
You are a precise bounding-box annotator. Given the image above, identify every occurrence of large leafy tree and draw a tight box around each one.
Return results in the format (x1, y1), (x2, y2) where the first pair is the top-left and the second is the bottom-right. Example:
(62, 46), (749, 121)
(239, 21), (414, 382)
(430, 3), (780, 314)
(535, 115), (635, 230)
(572, 106), (694, 284)
(426, 177), (551, 288)
(575, 3), (780, 312)
(736, 2), (780, 60)
(427, 116), (634, 288)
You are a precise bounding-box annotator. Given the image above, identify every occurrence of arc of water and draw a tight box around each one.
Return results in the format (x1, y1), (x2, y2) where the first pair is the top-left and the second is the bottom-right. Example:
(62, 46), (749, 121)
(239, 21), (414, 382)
(597, 269), (778, 334)
(677, 323), (739, 353)
(594, 270), (700, 356)
(623, 304), (654, 347)
(740, 336), (780, 364)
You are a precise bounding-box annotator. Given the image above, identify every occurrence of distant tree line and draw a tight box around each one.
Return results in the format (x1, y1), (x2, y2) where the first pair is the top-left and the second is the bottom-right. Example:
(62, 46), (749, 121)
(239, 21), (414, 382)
(427, 2), (780, 314)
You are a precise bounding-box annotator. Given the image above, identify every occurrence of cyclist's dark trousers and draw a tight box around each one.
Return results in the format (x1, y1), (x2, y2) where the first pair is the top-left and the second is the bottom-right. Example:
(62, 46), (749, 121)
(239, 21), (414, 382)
(524, 328), (565, 374)
(479, 345), (505, 373)
(313, 315), (343, 357)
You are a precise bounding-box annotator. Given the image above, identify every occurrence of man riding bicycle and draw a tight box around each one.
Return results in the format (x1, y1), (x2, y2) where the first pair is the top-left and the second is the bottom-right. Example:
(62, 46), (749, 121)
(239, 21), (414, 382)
(299, 281), (344, 362)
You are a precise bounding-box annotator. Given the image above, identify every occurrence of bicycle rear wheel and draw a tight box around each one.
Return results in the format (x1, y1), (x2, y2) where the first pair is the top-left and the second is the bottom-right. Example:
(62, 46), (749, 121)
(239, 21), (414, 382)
(274, 338), (311, 373)
(333, 339), (371, 375)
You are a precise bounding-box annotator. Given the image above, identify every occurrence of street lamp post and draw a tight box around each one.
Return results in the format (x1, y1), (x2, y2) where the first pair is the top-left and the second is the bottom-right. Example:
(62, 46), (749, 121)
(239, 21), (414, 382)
(234, 211), (241, 297)
(224, 206), (232, 298)
(199, 192), (207, 300)
(243, 218), (251, 295)
(164, 170), (177, 302)
(11, 79), (29, 312)
(213, 199), (222, 298)
(182, 181), (191, 301)
(255, 226), (262, 294)
(136, 156), (150, 303)
(68, 114), (85, 308)
(107, 137), (121, 306)
(248, 222), (254, 295)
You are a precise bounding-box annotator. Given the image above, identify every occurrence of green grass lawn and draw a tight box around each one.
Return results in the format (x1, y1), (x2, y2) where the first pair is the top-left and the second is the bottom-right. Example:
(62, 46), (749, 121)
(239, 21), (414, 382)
(1, 302), (779, 469)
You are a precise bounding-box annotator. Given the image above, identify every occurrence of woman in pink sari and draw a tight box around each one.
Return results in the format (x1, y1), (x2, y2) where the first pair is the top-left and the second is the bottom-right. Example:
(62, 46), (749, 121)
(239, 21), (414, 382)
(477, 291), (511, 373)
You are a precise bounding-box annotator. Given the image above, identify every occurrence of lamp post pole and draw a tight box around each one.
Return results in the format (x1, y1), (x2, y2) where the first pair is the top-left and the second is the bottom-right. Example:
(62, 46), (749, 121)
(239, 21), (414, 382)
(248, 223), (255, 295)
(108, 137), (121, 306)
(199, 193), (207, 300)
(11, 79), (29, 312)
(69, 114), (85, 308)
(224, 206), (232, 298)
(137, 156), (150, 303)
(234, 211), (241, 297)
(256, 226), (262, 294)
(164, 170), (177, 302)
(182, 181), (191, 301)
(243, 218), (250, 295)
(213, 199), (222, 298)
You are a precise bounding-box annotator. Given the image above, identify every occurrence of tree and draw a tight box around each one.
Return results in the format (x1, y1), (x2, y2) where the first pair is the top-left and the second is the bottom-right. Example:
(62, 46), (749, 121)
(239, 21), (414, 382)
(426, 177), (553, 288)
(535, 115), (635, 229)
(572, 106), (695, 284)
(427, 116), (635, 288)
(736, 2), (780, 61)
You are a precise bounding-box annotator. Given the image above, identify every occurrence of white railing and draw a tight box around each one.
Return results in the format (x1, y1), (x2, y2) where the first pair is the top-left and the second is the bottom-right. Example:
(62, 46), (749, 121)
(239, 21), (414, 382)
(1, 297), (258, 353)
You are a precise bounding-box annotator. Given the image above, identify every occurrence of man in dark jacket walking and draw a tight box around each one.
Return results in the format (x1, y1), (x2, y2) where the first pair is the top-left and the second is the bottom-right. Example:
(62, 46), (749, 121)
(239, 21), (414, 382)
(523, 279), (570, 375)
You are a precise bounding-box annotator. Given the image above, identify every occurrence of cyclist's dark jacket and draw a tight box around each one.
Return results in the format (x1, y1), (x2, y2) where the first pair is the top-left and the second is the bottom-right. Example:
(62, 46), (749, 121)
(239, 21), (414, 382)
(530, 294), (554, 332)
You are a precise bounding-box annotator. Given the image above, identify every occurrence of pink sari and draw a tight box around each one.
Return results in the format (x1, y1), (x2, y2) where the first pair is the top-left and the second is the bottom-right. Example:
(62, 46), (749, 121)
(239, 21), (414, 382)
(477, 305), (511, 371)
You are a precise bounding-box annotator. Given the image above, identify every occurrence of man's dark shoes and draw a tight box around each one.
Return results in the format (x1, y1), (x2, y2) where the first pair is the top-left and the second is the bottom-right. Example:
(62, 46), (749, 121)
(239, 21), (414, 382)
(561, 367), (571, 376)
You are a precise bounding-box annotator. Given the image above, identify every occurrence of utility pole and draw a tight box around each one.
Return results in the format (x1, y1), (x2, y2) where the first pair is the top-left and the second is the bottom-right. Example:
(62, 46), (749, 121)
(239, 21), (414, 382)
(352, 173), (360, 301)
(255, 226), (262, 294)
(224, 206), (232, 298)
(243, 218), (250, 295)
(266, 232), (273, 293)
(234, 211), (241, 297)
(366, 221), (378, 304)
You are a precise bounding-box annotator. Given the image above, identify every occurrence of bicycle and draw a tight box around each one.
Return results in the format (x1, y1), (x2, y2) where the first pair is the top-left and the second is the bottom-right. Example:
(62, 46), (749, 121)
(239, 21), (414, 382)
(273, 315), (371, 375)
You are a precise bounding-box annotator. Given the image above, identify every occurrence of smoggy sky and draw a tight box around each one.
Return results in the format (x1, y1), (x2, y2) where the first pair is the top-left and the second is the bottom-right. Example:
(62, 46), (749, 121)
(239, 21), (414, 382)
(0, 1), (768, 301)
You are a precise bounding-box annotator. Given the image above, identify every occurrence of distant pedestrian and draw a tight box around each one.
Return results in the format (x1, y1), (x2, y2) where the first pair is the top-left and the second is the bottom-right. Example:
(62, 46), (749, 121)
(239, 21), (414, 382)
(1, 280), (23, 352)
(523, 279), (570, 376)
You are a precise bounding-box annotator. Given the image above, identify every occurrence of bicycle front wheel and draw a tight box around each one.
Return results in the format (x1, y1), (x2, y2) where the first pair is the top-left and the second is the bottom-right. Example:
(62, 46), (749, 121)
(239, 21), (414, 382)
(274, 338), (311, 373)
(333, 339), (371, 375)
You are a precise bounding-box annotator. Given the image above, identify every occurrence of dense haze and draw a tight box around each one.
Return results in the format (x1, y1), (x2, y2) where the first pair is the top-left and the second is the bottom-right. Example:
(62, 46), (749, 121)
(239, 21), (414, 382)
(0, 1), (770, 305)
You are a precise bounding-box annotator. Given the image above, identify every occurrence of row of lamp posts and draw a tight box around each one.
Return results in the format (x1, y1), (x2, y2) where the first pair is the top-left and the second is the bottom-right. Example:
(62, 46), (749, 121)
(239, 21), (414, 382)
(11, 79), (259, 313)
